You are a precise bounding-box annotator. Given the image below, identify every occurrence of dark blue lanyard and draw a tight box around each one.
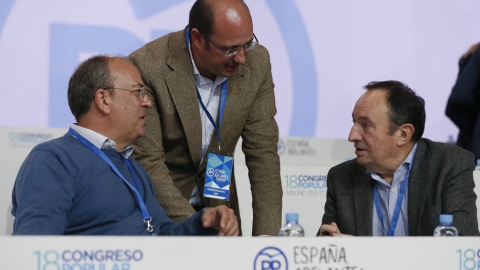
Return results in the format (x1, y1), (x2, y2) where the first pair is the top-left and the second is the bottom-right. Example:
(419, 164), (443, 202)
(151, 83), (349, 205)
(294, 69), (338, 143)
(373, 147), (417, 236)
(185, 27), (228, 141)
(68, 128), (154, 233)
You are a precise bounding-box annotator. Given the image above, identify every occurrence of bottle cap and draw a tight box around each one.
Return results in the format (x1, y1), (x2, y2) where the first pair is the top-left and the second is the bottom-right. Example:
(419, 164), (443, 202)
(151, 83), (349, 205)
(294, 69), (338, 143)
(286, 213), (299, 222)
(439, 214), (453, 223)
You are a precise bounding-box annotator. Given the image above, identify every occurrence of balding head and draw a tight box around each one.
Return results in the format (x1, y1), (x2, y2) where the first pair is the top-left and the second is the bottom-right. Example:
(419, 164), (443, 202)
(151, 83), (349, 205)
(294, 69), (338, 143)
(188, 0), (255, 80)
(189, 0), (251, 38)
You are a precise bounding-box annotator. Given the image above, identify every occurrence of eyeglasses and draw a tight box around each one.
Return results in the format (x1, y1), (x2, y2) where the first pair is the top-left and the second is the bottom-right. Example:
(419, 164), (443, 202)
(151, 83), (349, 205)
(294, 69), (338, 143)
(105, 87), (147, 101)
(201, 32), (258, 57)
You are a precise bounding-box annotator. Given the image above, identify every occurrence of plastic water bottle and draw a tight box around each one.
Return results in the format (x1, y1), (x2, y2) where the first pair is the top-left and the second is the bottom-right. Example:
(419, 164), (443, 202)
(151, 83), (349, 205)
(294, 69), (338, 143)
(279, 213), (304, 237)
(433, 214), (458, 237)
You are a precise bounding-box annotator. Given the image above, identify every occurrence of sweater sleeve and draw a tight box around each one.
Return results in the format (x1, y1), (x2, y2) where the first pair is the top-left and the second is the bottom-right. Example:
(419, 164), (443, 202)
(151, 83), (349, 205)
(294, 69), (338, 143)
(12, 149), (75, 235)
(140, 165), (217, 236)
(157, 209), (218, 236)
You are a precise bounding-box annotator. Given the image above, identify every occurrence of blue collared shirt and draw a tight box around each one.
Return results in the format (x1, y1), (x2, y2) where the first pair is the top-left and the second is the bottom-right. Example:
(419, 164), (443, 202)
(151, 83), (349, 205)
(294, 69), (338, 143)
(70, 124), (134, 158)
(367, 143), (417, 236)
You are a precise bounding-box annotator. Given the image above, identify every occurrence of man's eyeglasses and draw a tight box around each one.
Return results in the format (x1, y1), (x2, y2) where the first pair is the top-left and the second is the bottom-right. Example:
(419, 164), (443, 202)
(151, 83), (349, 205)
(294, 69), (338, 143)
(201, 32), (258, 57)
(105, 87), (147, 101)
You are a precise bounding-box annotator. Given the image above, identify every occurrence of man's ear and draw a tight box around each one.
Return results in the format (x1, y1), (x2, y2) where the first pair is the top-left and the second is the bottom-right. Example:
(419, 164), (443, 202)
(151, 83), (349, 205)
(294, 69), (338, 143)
(94, 89), (113, 115)
(397, 123), (414, 146)
(190, 28), (204, 48)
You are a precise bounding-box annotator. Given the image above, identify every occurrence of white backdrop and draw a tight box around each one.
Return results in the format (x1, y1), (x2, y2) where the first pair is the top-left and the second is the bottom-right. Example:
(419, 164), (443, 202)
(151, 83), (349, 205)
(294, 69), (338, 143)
(0, 0), (479, 141)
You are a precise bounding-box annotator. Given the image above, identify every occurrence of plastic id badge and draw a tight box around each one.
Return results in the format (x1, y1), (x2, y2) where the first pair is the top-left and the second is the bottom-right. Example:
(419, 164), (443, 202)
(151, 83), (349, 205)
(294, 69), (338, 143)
(203, 153), (232, 201)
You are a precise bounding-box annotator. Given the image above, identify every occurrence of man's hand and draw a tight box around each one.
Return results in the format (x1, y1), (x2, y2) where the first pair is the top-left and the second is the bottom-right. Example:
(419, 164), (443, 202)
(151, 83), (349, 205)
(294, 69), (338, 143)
(202, 206), (239, 236)
(317, 222), (352, 237)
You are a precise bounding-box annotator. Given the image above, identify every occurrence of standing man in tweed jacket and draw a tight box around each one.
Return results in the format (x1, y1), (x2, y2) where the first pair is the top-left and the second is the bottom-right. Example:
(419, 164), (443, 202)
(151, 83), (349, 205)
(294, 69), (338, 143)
(318, 80), (479, 237)
(128, 0), (282, 235)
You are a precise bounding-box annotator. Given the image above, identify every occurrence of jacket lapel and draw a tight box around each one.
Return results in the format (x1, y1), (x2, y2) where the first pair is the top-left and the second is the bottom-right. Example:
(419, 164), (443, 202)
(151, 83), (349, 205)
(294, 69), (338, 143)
(165, 30), (203, 168)
(407, 139), (429, 236)
(214, 66), (248, 150)
(353, 165), (373, 235)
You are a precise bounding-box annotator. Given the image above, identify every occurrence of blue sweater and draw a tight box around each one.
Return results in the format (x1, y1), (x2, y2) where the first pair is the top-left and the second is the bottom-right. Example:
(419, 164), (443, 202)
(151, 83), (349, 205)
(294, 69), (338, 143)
(12, 134), (216, 235)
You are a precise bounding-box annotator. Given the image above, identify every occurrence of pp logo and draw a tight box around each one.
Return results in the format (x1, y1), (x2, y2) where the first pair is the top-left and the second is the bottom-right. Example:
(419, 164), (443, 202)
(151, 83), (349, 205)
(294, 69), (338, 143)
(254, 247), (288, 270)
(207, 168), (215, 177)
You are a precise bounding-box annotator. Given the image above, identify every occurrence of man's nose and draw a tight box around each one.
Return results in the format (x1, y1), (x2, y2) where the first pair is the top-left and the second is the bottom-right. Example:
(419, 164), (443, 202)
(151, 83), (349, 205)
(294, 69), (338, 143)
(142, 95), (153, 108)
(233, 49), (247, 65)
(348, 125), (360, 142)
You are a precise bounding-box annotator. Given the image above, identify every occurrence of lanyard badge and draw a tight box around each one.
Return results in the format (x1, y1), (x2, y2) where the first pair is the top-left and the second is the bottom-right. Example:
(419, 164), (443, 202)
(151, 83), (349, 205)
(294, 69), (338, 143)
(199, 80), (233, 201)
(185, 27), (233, 201)
(204, 153), (232, 200)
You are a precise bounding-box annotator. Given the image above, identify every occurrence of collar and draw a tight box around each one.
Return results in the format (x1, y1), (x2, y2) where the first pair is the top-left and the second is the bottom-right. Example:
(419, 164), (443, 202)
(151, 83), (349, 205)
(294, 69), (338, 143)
(70, 124), (134, 159)
(367, 143), (418, 185)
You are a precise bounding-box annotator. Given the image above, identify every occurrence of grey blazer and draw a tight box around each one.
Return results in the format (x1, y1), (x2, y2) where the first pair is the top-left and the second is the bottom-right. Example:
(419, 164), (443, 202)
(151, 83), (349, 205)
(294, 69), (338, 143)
(128, 28), (282, 236)
(320, 138), (479, 236)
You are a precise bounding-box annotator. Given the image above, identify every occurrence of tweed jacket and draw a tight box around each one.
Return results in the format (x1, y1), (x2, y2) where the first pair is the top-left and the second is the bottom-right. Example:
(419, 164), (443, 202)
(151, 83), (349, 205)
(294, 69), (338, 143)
(128, 28), (282, 236)
(320, 138), (479, 236)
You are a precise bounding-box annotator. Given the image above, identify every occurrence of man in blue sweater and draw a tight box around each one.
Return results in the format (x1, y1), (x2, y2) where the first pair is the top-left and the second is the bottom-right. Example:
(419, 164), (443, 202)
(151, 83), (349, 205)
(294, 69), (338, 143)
(11, 55), (239, 236)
